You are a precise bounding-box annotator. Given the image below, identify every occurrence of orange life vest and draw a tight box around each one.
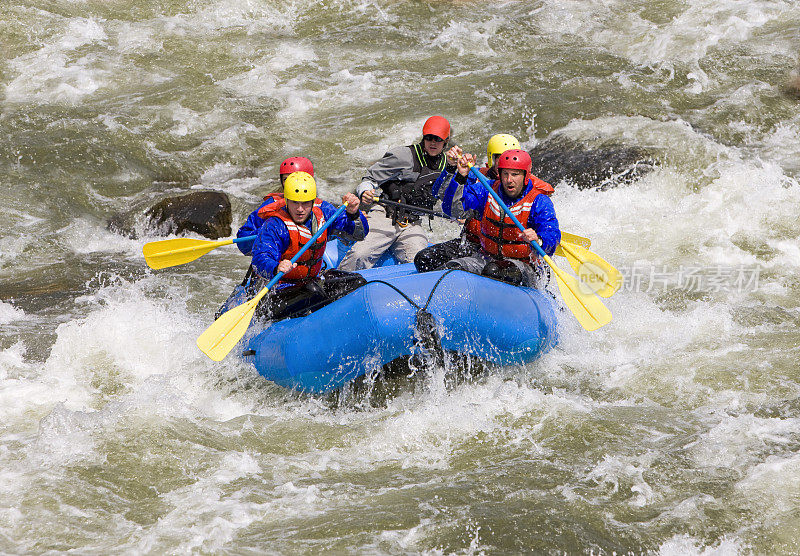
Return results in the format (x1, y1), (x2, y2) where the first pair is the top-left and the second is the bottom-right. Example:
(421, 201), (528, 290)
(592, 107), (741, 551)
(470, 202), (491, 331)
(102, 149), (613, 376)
(479, 180), (543, 260)
(258, 194), (327, 282)
(257, 192), (286, 218)
(469, 176), (554, 249)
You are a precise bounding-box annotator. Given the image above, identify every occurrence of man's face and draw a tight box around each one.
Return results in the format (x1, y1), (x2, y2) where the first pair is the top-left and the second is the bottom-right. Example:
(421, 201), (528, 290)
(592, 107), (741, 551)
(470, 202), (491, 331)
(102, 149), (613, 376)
(499, 168), (526, 198)
(286, 199), (313, 224)
(422, 134), (446, 157)
(280, 173), (289, 186)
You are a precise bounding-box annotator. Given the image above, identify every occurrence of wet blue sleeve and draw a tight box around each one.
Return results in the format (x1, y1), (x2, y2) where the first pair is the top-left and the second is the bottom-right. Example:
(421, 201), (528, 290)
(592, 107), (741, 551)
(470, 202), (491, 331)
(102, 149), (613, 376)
(251, 218), (290, 279)
(461, 174), (489, 213)
(528, 195), (561, 256)
(236, 200), (274, 255)
(321, 201), (368, 241)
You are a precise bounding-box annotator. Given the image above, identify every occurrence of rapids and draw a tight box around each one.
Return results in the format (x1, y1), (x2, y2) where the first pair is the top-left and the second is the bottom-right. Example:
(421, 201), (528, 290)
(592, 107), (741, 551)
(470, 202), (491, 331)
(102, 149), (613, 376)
(1, 0), (799, 552)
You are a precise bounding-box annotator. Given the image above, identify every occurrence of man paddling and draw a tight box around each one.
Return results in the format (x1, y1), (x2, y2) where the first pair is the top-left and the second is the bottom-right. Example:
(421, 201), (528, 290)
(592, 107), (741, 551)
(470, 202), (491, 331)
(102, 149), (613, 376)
(338, 116), (460, 270)
(218, 172), (368, 321)
(415, 149), (560, 287)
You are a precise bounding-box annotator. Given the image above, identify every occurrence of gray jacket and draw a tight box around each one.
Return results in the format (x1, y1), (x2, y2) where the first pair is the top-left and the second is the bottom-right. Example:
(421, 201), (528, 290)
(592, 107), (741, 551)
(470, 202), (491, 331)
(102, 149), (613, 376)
(356, 146), (423, 198)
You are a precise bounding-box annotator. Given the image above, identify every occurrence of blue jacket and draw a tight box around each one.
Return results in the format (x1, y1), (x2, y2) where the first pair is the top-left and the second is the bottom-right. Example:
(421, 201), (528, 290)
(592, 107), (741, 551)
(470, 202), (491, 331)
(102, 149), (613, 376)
(236, 197), (278, 255)
(461, 177), (561, 256)
(251, 201), (368, 280)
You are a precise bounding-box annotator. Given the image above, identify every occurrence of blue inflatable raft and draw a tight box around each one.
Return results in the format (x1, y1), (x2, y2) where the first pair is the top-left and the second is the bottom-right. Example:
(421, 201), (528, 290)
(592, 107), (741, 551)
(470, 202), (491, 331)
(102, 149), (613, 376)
(236, 241), (560, 394)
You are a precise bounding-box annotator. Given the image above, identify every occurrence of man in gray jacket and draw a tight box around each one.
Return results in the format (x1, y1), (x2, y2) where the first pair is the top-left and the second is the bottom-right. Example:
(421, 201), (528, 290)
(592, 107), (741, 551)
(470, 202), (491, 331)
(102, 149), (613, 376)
(338, 116), (457, 270)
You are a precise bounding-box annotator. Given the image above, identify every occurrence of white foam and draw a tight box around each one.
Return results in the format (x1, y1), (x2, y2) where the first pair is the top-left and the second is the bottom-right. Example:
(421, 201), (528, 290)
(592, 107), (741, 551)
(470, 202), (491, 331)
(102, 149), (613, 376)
(736, 453), (800, 513)
(272, 69), (380, 123)
(584, 453), (657, 507)
(586, 1), (784, 94)
(553, 115), (800, 270)
(5, 18), (110, 104)
(115, 22), (162, 55)
(217, 65), (278, 98)
(131, 451), (275, 553)
(13, 276), (258, 423)
(0, 343), (44, 417)
(61, 218), (142, 256)
(261, 377), (595, 478)
(196, 163), (265, 201)
(431, 20), (497, 57)
(690, 414), (800, 470)
(0, 302), (25, 325)
(658, 533), (744, 556)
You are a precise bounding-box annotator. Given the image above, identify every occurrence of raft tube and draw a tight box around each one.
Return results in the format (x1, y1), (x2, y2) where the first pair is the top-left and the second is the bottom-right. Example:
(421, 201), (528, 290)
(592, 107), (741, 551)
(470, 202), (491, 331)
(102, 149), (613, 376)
(240, 266), (559, 394)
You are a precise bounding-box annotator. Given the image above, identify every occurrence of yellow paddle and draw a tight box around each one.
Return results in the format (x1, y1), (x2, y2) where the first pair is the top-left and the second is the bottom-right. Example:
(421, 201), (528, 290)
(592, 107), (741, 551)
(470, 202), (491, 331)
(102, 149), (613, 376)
(467, 164), (612, 331)
(558, 241), (622, 298)
(143, 235), (257, 270)
(197, 204), (348, 361)
(555, 231), (590, 255)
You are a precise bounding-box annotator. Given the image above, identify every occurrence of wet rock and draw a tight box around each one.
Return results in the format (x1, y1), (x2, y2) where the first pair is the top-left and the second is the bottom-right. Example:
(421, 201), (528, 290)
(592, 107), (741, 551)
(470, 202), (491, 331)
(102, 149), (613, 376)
(108, 190), (232, 239)
(529, 137), (657, 190)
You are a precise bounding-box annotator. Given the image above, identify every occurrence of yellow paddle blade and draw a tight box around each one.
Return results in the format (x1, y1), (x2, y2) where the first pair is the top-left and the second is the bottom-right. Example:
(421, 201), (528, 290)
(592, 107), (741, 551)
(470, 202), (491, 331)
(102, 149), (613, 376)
(562, 231), (591, 249)
(544, 255), (612, 332)
(559, 242), (622, 298)
(196, 287), (269, 361)
(554, 231), (590, 258)
(143, 237), (234, 269)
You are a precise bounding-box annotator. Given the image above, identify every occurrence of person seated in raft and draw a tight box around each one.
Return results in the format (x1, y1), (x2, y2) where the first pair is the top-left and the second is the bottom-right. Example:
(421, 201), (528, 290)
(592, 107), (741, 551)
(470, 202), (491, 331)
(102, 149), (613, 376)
(416, 134), (554, 273)
(216, 157), (318, 314)
(338, 116), (460, 270)
(414, 148), (560, 288)
(218, 172), (369, 322)
(235, 156), (316, 256)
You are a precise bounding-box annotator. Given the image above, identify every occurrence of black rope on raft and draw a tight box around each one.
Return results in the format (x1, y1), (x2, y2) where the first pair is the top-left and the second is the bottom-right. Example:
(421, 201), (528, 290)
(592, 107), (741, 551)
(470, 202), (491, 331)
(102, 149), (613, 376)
(363, 268), (458, 312)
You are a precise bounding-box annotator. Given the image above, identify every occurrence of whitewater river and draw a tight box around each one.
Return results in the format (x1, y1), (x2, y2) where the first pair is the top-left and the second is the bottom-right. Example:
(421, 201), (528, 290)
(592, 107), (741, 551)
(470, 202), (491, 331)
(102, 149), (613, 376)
(2, 0), (799, 553)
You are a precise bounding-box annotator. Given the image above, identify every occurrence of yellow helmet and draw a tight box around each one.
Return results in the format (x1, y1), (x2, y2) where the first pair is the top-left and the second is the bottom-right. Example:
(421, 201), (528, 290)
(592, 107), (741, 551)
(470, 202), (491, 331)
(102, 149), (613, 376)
(283, 171), (317, 202)
(486, 134), (521, 167)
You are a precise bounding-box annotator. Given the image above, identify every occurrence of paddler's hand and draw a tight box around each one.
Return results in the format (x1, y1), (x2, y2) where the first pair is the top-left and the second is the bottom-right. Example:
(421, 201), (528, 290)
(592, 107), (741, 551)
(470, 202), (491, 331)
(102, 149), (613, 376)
(277, 259), (297, 274)
(360, 189), (378, 205)
(457, 153), (475, 176)
(522, 228), (542, 245)
(446, 145), (463, 166)
(342, 192), (360, 215)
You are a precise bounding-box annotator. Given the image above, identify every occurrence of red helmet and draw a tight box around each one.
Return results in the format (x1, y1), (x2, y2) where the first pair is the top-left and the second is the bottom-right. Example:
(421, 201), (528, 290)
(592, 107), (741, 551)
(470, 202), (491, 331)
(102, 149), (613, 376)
(421, 116), (450, 141)
(495, 149), (532, 180)
(279, 156), (314, 177)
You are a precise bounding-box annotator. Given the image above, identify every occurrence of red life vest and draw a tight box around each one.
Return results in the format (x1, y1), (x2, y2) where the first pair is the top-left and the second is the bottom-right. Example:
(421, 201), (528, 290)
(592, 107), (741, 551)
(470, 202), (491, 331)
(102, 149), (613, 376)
(479, 180), (543, 260)
(468, 175), (554, 248)
(258, 194), (328, 282)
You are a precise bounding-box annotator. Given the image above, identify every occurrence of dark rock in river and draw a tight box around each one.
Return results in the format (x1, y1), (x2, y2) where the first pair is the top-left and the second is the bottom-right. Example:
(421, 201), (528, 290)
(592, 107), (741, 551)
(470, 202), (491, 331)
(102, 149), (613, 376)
(109, 190), (232, 239)
(529, 137), (657, 190)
